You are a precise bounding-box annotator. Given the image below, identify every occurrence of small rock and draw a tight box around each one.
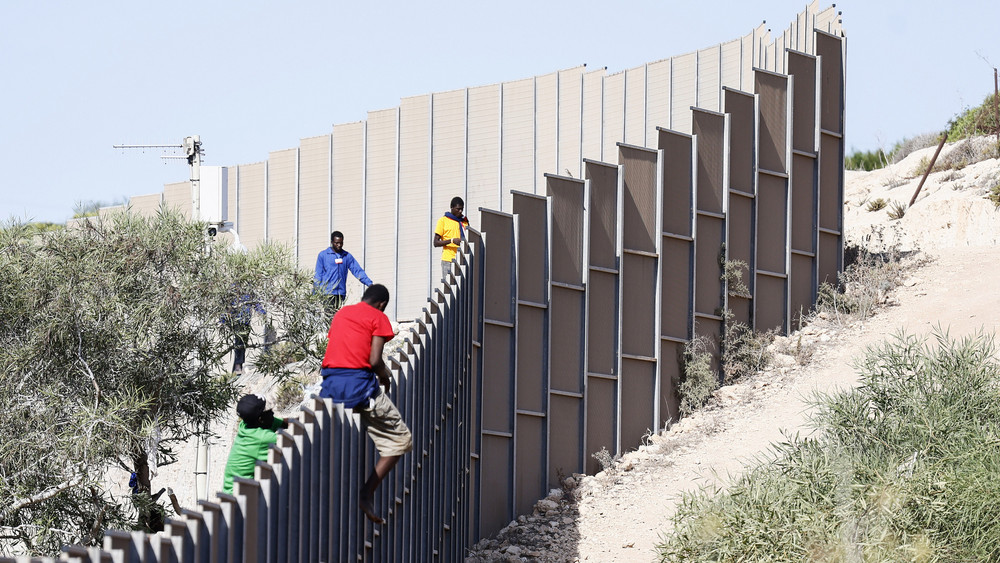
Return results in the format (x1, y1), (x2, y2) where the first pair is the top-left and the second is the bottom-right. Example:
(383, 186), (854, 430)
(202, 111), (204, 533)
(536, 499), (559, 512)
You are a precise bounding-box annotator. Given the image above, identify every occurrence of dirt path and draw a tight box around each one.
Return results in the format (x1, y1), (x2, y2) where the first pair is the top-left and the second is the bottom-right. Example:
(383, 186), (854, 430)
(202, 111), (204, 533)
(467, 245), (1000, 562)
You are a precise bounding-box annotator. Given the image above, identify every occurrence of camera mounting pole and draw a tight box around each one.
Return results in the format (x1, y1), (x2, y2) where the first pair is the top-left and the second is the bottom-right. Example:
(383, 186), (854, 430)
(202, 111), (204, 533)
(114, 135), (203, 220)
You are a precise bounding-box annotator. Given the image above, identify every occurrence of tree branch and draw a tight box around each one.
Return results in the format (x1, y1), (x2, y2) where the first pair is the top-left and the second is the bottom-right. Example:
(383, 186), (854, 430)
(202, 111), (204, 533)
(76, 328), (101, 408)
(1, 474), (86, 520)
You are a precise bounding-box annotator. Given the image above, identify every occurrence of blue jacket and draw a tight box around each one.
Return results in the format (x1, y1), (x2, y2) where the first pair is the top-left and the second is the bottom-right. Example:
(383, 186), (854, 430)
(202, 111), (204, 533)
(314, 248), (372, 296)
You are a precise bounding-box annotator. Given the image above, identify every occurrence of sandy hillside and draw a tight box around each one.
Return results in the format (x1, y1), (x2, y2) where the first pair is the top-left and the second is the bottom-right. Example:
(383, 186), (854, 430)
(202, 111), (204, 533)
(466, 138), (1000, 562)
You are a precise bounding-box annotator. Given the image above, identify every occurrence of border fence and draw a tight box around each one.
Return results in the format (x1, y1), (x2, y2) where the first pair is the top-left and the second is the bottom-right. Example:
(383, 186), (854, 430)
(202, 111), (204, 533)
(31, 4), (846, 562)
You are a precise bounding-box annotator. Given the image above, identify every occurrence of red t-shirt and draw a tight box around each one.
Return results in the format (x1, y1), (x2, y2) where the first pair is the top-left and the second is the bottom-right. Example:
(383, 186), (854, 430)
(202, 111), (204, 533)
(322, 302), (394, 369)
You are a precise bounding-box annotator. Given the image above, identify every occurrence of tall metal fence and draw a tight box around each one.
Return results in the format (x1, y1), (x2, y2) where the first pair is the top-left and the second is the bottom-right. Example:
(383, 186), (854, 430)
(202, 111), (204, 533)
(35, 7), (846, 563)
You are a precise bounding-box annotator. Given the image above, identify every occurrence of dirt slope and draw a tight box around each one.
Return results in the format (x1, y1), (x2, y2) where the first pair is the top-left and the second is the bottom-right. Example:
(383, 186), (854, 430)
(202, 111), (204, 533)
(467, 142), (1000, 562)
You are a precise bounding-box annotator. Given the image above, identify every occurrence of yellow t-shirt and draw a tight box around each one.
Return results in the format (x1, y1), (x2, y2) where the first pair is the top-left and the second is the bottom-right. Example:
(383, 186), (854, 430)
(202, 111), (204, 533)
(435, 215), (467, 262)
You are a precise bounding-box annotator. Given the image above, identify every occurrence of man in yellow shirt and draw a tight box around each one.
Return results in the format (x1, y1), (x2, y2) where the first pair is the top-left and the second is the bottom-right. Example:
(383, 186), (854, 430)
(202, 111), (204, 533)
(433, 196), (470, 281)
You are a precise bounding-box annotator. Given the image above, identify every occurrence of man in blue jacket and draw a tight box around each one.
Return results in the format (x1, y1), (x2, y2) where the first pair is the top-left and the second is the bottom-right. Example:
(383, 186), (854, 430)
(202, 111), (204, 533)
(315, 231), (374, 318)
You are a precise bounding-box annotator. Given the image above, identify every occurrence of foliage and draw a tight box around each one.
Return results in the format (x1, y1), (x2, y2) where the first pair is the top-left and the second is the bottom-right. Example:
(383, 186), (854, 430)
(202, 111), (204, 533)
(844, 148), (889, 171)
(720, 311), (774, 385)
(946, 92), (999, 142)
(814, 226), (910, 323)
(658, 331), (1000, 562)
(890, 132), (943, 164)
(72, 198), (128, 219)
(0, 209), (327, 555)
(721, 259), (750, 299)
(886, 200), (907, 220)
(865, 197), (888, 212)
(988, 182), (1000, 208)
(679, 335), (716, 418)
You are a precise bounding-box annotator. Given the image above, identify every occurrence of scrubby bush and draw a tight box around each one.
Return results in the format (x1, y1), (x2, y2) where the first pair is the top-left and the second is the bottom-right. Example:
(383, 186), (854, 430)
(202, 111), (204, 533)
(844, 148), (889, 171)
(815, 227), (911, 322)
(865, 198), (888, 212)
(947, 92), (999, 142)
(658, 330), (1000, 561)
(891, 132), (943, 164)
(679, 335), (715, 417)
(886, 200), (907, 220)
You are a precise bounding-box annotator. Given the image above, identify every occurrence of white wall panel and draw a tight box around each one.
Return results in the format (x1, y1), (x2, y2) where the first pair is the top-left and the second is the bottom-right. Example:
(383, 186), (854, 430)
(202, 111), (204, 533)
(432, 89), (466, 217)
(501, 77), (534, 211)
(624, 65), (645, 146)
(129, 193), (162, 217)
(298, 135), (330, 268)
(601, 71), (624, 159)
(236, 163), (265, 248)
(398, 95), (432, 320)
(670, 52), (696, 135)
(332, 122), (365, 262)
(720, 39), (743, 92)
(646, 59), (670, 145)
(581, 68), (605, 162)
(467, 84), (501, 226)
(267, 148), (296, 247)
(365, 109), (398, 300)
(536, 72), (558, 188)
(558, 67), (584, 180)
(162, 181), (192, 218)
(697, 45), (721, 112)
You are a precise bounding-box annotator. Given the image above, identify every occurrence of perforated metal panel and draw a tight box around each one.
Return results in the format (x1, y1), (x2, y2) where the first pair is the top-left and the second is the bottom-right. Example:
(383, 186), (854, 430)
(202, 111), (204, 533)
(602, 72), (625, 159)
(478, 209), (516, 537)
(546, 175), (586, 483)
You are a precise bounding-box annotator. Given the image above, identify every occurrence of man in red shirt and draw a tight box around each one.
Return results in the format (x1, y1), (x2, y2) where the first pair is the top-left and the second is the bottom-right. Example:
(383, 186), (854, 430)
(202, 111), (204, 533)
(319, 284), (412, 525)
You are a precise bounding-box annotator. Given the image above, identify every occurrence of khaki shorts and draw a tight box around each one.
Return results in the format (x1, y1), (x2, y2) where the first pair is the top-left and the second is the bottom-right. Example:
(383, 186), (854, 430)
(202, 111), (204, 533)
(359, 392), (413, 457)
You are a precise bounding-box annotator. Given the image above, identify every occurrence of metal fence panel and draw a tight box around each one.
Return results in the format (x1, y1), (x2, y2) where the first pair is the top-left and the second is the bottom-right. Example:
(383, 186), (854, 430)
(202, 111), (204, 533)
(724, 87), (757, 327)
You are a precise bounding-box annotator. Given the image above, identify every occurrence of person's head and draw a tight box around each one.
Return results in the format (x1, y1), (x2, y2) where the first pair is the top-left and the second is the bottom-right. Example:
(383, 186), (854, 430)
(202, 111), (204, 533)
(362, 283), (390, 311)
(237, 394), (275, 429)
(330, 231), (344, 252)
(449, 197), (464, 218)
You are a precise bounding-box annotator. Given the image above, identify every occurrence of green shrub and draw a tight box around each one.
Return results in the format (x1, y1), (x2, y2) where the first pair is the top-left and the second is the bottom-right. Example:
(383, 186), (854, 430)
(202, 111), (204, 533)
(988, 183), (1000, 208)
(865, 198), (888, 212)
(946, 92), (999, 142)
(844, 148), (889, 171)
(679, 335), (716, 417)
(658, 331), (1000, 562)
(721, 313), (773, 384)
(815, 227), (911, 322)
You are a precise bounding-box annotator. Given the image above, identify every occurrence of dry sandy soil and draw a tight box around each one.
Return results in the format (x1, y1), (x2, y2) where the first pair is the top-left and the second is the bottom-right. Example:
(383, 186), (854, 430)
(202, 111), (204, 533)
(148, 140), (1000, 562)
(466, 139), (1000, 562)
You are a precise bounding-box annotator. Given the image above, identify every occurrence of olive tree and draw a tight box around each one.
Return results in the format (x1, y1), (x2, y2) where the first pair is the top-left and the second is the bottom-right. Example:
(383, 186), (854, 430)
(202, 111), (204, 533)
(0, 209), (328, 555)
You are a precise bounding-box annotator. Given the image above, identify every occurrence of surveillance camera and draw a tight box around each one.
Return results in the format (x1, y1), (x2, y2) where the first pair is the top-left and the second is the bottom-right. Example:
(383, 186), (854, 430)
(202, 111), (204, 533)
(207, 227), (218, 237)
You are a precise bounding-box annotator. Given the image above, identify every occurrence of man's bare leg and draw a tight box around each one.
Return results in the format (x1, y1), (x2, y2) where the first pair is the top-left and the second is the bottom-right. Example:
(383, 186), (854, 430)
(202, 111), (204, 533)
(359, 455), (399, 525)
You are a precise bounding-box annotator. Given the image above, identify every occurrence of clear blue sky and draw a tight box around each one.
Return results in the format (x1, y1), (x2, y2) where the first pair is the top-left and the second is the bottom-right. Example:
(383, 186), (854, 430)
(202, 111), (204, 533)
(2, 1), (997, 224)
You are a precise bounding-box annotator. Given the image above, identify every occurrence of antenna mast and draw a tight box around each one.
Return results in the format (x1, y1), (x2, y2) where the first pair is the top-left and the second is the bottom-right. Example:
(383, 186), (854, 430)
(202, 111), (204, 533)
(114, 135), (203, 220)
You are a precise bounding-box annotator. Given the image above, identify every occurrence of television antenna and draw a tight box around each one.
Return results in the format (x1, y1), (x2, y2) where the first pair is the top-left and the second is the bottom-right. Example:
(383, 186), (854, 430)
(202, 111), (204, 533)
(114, 135), (204, 219)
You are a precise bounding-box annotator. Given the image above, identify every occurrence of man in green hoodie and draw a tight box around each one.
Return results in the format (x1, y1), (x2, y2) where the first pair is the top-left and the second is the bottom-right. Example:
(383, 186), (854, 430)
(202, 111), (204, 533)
(222, 394), (289, 494)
